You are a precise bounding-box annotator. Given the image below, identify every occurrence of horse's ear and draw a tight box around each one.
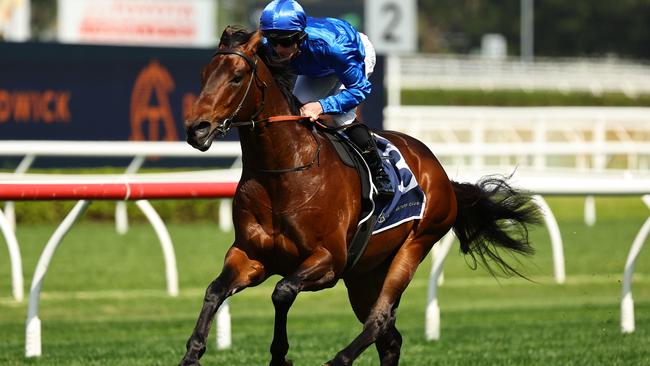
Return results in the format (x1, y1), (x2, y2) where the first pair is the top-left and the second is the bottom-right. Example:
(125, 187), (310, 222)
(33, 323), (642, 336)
(218, 25), (256, 49)
(243, 31), (263, 54)
(218, 26), (236, 48)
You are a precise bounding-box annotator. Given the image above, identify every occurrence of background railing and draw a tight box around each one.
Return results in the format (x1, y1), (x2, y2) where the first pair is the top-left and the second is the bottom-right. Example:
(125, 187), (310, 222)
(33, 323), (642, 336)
(384, 106), (650, 172)
(387, 54), (650, 98)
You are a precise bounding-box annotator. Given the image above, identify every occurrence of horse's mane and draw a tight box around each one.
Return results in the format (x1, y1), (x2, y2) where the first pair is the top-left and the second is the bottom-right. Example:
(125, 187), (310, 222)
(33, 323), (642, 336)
(219, 26), (301, 115)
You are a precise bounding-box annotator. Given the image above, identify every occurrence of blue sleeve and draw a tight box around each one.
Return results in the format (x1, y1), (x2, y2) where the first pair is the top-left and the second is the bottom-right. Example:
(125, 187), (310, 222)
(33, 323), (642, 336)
(318, 46), (372, 115)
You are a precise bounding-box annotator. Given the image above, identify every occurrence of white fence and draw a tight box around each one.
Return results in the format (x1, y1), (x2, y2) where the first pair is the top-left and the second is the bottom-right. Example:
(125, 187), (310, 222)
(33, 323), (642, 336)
(0, 141), (242, 357)
(0, 169), (240, 357)
(0, 140), (241, 303)
(0, 140), (242, 234)
(386, 54), (650, 99)
(385, 106), (650, 172)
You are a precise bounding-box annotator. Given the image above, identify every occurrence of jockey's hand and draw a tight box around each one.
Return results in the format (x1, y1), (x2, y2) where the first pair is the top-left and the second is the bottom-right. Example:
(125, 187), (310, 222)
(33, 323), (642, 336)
(300, 102), (323, 122)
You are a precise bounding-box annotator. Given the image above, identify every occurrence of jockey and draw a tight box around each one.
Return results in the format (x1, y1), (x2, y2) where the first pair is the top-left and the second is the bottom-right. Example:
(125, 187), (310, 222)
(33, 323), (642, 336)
(259, 0), (394, 199)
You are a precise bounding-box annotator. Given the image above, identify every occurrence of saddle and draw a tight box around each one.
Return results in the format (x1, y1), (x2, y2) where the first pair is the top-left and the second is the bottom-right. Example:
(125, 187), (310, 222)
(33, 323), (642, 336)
(317, 124), (427, 272)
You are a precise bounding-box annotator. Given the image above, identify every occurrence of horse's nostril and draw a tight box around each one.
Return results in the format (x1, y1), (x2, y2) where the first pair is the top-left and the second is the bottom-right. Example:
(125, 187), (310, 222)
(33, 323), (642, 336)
(193, 121), (212, 139)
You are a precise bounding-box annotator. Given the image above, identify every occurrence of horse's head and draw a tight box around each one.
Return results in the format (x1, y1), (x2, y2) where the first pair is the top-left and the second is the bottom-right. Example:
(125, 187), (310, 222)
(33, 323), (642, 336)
(185, 27), (266, 151)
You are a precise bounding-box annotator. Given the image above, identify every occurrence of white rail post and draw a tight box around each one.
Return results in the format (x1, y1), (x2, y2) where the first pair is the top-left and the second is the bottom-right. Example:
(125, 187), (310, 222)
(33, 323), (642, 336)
(4, 154), (35, 231)
(219, 156), (241, 232)
(115, 156), (146, 235)
(426, 231), (455, 341)
(430, 243), (445, 286)
(216, 299), (232, 349)
(533, 195), (566, 284)
(26, 200), (90, 358)
(584, 195), (597, 227)
(0, 209), (23, 301)
(470, 117), (486, 170)
(219, 200), (233, 232)
(532, 116), (546, 170)
(621, 195), (650, 333)
(135, 200), (179, 297)
(585, 116), (608, 227)
(386, 54), (401, 107)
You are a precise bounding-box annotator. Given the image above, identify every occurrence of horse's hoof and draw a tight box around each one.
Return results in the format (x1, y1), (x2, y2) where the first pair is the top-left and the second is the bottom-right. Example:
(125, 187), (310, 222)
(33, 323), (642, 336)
(269, 359), (293, 366)
(179, 359), (201, 366)
(323, 358), (348, 366)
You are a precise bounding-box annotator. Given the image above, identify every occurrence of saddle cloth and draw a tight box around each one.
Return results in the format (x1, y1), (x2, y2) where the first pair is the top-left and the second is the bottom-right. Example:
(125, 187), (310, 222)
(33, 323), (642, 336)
(322, 128), (426, 270)
(371, 134), (426, 234)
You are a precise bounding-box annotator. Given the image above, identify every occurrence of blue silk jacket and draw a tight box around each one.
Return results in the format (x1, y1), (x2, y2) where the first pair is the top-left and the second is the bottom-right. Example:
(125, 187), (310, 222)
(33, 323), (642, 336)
(288, 17), (371, 115)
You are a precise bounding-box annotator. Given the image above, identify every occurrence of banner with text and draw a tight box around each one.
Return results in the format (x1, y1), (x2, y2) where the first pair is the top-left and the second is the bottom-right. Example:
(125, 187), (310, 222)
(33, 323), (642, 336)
(0, 42), (384, 142)
(57, 0), (216, 47)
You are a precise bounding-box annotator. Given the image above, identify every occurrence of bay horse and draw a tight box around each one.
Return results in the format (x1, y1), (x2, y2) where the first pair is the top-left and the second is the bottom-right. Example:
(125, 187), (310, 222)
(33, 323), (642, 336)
(180, 27), (541, 366)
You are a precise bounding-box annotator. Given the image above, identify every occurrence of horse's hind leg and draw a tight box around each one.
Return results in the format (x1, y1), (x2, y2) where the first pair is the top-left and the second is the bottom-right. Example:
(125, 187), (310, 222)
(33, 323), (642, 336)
(269, 247), (337, 366)
(327, 237), (436, 366)
(180, 246), (266, 366)
(345, 264), (402, 366)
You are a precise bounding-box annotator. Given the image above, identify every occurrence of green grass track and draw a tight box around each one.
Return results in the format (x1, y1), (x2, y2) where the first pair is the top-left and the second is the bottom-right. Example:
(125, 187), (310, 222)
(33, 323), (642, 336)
(0, 196), (649, 365)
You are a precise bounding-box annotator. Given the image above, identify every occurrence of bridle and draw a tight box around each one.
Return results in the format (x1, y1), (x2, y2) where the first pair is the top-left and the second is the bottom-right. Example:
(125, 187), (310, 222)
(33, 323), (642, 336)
(210, 48), (321, 173)
(211, 49), (268, 136)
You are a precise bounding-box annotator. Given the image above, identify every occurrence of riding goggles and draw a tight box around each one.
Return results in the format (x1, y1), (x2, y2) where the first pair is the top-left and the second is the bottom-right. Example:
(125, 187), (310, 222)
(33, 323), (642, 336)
(263, 31), (303, 47)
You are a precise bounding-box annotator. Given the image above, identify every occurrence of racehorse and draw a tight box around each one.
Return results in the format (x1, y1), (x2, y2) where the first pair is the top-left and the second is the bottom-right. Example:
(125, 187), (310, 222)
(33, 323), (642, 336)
(180, 26), (541, 366)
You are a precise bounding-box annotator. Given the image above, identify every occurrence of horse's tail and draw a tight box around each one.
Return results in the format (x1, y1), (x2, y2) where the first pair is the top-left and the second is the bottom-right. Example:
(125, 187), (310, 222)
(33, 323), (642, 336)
(450, 176), (543, 278)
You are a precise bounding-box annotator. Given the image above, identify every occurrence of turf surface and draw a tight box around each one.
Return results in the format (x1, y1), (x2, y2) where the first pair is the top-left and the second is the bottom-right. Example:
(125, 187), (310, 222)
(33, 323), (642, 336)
(1, 196), (649, 365)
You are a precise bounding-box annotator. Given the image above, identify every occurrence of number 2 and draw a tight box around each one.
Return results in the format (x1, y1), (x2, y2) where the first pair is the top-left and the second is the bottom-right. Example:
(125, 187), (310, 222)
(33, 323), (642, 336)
(381, 2), (401, 43)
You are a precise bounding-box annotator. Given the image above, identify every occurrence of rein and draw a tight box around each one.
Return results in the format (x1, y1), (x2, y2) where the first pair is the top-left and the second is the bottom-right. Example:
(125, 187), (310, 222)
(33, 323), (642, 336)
(228, 115), (308, 129)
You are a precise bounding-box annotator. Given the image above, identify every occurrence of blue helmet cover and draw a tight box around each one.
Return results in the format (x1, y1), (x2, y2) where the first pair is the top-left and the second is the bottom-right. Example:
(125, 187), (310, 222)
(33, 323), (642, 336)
(259, 0), (307, 32)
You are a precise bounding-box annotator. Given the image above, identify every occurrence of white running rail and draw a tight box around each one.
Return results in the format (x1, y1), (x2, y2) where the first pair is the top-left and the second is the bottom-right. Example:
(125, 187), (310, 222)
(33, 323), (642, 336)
(0, 140), (242, 302)
(385, 106), (650, 172)
(0, 139), (242, 231)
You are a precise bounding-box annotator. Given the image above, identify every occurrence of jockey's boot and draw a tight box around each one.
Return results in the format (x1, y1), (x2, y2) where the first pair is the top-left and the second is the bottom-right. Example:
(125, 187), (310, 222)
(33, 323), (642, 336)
(345, 124), (395, 200)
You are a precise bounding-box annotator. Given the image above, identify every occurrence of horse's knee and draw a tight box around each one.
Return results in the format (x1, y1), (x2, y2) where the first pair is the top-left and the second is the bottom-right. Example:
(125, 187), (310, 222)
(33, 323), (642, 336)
(364, 306), (396, 339)
(272, 280), (298, 308)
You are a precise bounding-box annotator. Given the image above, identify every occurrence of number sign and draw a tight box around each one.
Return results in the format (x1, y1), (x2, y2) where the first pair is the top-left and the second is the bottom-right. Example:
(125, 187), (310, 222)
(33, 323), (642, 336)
(364, 0), (417, 54)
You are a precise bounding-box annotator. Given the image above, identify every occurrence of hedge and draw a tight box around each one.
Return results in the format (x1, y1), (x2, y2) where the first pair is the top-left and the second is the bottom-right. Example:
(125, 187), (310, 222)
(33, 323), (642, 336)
(401, 89), (650, 106)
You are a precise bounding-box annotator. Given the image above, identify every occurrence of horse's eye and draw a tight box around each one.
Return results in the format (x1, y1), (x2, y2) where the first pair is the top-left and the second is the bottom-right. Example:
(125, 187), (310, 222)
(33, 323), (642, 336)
(231, 75), (243, 84)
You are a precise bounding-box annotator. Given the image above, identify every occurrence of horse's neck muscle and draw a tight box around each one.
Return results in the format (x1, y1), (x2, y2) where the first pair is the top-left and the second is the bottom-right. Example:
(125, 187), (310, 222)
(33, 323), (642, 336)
(239, 119), (314, 173)
(238, 80), (315, 175)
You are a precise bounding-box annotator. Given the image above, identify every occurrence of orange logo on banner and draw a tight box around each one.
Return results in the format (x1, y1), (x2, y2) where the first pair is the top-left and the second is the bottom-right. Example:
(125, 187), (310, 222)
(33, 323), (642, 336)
(0, 89), (71, 124)
(130, 59), (178, 141)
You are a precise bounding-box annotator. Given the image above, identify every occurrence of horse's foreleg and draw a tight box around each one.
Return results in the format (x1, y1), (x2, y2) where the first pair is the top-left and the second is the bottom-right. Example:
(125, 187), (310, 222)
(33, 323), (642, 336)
(180, 247), (266, 366)
(375, 326), (402, 366)
(326, 240), (431, 366)
(269, 247), (337, 366)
